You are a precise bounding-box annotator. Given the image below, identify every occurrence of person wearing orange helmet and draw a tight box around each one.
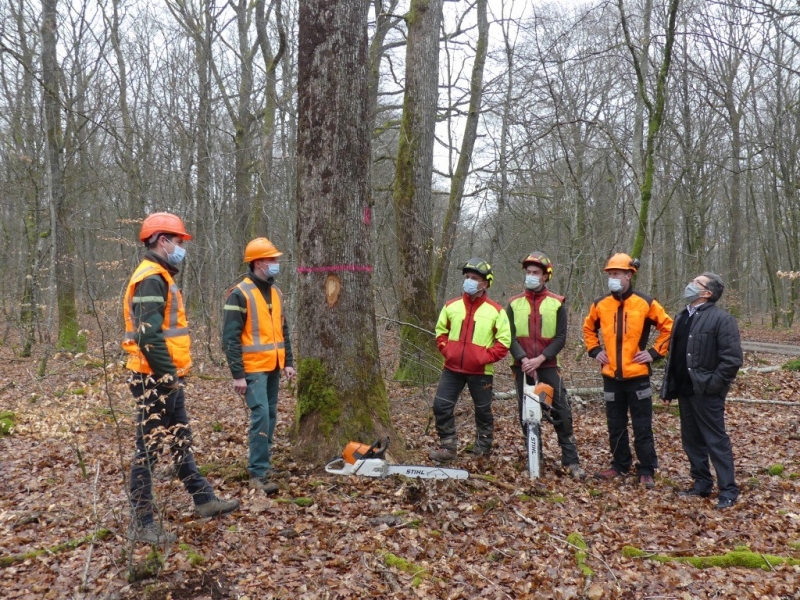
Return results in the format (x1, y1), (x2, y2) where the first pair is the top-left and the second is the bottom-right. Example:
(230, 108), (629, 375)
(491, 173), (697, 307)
(582, 253), (673, 489)
(222, 237), (296, 494)
(123, 212), (239, 545)
(506, 252), (585, 479)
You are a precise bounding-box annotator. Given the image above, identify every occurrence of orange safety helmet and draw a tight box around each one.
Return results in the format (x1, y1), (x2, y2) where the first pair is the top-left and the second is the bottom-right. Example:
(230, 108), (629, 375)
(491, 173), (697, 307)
(522, 251), (554, 279)
(139, 212), (192, 242)
(244, 237), (283, 263)
(604, 253), (640, 273)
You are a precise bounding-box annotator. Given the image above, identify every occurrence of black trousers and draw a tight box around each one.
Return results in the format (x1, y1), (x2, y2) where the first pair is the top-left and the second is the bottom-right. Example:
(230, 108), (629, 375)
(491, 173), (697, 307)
(512, 366), (580, 465)
(604, 381), (658, 476)
(432, 368), (494, 450)
(129, 375), (215, 525)
(678, 392), (739, 500)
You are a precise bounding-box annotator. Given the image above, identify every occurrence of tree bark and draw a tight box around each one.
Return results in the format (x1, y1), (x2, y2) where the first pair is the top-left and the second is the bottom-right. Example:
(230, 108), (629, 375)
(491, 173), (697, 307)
(41, 0), (80, 351)
(294, 0), (398, 463)
(391, 0), (443, 384)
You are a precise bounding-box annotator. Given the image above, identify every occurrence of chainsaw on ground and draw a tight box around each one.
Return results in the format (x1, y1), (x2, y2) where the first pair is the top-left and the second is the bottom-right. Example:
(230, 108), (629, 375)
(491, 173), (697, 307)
(325, 437), (469, 480)
(522, 375), (555, 479)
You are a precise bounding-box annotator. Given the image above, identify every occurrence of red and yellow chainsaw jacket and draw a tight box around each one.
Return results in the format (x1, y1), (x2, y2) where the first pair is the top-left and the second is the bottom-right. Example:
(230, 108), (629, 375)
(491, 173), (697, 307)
(223, 276), (286, 375)
(435, 292), (511, 375)
(506, 288), (566, 369)
(123, 256), (192, 377)
(583, 287), (672, 381)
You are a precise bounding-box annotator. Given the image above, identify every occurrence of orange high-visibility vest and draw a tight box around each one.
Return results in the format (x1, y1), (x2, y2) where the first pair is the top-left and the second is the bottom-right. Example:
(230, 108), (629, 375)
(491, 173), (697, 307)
(122, 259), (192, 376)
(235, 277), (285, 373)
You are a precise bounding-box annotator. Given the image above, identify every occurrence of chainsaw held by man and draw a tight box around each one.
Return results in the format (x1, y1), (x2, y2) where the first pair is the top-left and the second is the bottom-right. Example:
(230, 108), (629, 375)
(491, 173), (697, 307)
(325, 438), (469, 480)
(522, 375), (557, 479)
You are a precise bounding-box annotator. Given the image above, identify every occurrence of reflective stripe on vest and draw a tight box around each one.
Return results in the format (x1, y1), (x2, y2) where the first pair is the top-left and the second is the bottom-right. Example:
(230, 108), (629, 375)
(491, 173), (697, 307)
(237, 279), (285, 372)
(122, 260), (192, 376)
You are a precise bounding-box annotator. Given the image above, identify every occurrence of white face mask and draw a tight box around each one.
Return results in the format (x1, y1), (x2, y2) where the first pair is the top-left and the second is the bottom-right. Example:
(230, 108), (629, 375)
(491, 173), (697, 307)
(463, 278), (480, 295)
(525, 275), (541, 290)
(608, 278), (623, 293)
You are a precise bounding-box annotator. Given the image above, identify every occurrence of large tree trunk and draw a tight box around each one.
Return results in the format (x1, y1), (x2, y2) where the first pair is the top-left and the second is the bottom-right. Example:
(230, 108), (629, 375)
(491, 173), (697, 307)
(41, 0), (81, 351)
(392, 0), (443, 384)
(294, 0), (397, 464)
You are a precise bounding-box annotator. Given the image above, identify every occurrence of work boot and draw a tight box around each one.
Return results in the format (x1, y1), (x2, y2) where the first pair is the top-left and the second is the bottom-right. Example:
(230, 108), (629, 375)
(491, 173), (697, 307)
(468, 444), (492, 458)
(566, 464), (586, 480)
(194, 496), (239, 518)
(250, 476), (279, 495)
(429, 446), (457, 463)
(639, 474), (655, 489)
(593, 467), (623, 481)
(127, 521), (177, 545)
(677, 487), (711, 498)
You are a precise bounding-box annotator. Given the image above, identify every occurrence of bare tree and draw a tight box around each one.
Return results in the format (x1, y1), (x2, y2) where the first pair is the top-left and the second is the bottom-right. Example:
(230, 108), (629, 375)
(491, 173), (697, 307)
(41, 0), (81, 350)
(391, 0), (443, 383)
(618, 0), (680, 270)
(434, 0), (489, 306)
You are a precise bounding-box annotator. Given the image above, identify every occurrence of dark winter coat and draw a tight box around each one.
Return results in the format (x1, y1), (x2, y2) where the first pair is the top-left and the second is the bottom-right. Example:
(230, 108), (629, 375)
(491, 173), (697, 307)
(661, 302), (743, 399)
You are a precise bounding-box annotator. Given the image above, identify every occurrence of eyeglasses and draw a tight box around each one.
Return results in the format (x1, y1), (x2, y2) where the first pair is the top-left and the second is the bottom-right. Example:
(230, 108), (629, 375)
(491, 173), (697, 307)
(692, 279), (709, 290)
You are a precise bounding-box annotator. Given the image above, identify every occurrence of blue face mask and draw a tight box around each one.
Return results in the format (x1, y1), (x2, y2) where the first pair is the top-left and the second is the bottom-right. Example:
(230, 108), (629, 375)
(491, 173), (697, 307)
(608, 278), (623, 293)
(166, 241), (186, 265)
(463, 278), (480, 295)
(266, 263), (280, 277)
(525, 275), (541, 290)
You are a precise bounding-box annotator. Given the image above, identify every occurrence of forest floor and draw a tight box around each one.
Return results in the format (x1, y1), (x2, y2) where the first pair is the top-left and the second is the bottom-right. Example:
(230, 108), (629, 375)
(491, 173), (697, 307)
(1, 319), (799, 599)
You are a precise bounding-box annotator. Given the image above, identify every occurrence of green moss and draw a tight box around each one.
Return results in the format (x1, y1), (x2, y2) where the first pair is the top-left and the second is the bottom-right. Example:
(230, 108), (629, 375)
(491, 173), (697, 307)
(548, 494), (566, 504)
(211, 421), (223, 433)
(295, 358), (342, 437)
(482, 498), (499, 510)
(179, 543), (205, 566)
(566, 532), (594, 576)
(292, 497), (314, 507)
(782, 358), (800, 371)
(518, 494), (532, 501)
(71, 388), (85, 395)
(0, 529), (111, 567)
(197, 459), (249, 483)
(128, 548), (164, 583)
(382, 552), (429, 587)
(789, 473), (799, 480)
(789, 540), (800, 551)
(0, 411), (16, 436)
(768, 464), (785, 476)
(622, 545), (800, 570)
(588, 489), (603, 497)
(406, 519), (421, 529)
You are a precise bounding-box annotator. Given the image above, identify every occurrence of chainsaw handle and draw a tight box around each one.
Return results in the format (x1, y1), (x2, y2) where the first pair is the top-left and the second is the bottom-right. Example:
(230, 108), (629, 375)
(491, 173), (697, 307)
(365, 437), (389, 459)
